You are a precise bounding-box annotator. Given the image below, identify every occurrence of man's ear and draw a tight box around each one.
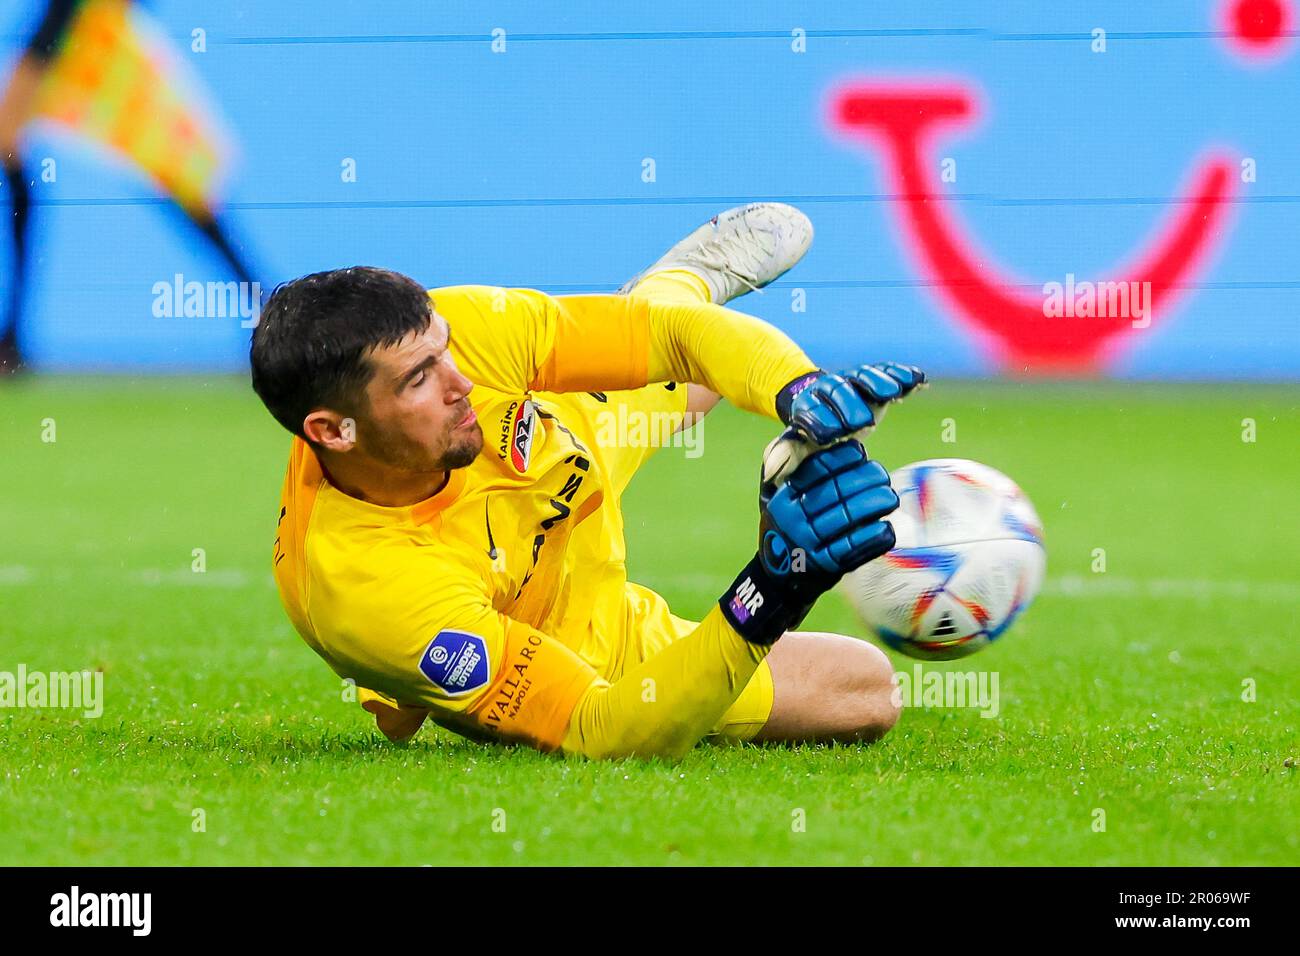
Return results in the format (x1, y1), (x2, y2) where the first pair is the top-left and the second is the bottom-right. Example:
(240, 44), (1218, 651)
(303, 409), (358, 451)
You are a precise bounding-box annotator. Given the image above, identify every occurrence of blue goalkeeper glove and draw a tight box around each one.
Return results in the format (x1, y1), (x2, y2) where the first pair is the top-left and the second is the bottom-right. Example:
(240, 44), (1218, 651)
(720, 435), (898, 645)
(775, 363), (928, 446)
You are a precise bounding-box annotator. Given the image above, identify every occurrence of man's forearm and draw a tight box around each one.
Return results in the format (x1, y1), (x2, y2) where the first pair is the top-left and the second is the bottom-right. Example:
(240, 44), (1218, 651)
(560, 605), (768, 760)
(535, 293), (816, 419)
(642, 297), (817, 419)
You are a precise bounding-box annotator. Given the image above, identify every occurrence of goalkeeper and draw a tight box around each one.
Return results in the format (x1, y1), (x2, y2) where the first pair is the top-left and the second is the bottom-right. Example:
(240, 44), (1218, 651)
(251, 204), (926, 759)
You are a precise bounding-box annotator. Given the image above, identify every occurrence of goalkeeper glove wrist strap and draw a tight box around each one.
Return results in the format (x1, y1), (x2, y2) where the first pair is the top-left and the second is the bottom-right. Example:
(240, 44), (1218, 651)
(718, 554), (815, 646)
(774, 370), (822, 426)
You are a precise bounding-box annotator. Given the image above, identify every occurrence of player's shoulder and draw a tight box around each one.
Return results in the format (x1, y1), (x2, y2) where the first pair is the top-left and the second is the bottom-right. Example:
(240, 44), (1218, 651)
(427, 283), (496, 304)
(427, 286), (559, 393)
(298, 497), (495, 689)
(428, 284), (552, 316)
(298, 502), (500, 707)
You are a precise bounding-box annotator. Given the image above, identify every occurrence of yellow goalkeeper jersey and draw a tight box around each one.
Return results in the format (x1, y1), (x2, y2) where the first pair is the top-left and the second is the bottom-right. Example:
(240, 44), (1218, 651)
(270, 283), (816, 752)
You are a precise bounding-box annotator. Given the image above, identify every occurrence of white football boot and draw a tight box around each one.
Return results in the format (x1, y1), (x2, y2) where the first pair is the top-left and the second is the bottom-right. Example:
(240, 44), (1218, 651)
(618, 202), (813, 304)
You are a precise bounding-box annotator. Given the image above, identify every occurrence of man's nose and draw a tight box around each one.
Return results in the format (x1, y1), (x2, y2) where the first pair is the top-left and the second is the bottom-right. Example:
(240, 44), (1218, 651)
(447, 367), (474, 402)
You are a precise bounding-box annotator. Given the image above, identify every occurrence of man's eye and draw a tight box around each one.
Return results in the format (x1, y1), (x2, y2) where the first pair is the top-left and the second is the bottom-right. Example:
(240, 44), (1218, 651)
(411, 370), (427, 387)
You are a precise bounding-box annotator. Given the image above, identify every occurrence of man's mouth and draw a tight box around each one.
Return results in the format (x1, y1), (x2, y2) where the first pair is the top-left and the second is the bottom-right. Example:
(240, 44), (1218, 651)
(456, 407), (477, 429)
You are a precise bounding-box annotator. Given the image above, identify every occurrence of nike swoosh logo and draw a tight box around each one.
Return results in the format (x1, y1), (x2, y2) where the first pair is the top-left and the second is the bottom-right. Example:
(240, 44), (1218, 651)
(484, 496), (498, 560)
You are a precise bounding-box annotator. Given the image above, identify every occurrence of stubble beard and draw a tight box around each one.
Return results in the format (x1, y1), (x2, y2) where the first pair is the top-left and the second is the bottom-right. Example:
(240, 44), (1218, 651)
(441, 420), (484, 471)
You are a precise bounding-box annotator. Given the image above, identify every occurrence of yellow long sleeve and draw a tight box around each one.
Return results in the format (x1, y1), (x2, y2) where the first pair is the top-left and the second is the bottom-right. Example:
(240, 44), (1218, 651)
(642, 297), (817, 418)
(532, 292), (817, 419)
(560, 606), (769, 760)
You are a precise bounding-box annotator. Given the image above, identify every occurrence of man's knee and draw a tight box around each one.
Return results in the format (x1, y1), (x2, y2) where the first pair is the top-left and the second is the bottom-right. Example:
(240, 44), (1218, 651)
(842, 639), (902, 741)
(757, 631), (901, 744)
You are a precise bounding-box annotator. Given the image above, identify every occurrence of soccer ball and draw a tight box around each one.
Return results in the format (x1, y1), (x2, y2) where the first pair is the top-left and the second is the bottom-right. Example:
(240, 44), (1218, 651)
(839, 459), (1046, 660)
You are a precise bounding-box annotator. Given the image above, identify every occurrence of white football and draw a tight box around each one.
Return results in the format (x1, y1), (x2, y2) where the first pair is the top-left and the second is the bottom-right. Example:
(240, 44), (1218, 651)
(839, 459), (1046, 660)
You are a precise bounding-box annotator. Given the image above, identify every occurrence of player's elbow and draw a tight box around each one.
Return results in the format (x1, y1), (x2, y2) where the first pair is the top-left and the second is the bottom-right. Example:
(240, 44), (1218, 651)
(562, 692), (699, 762)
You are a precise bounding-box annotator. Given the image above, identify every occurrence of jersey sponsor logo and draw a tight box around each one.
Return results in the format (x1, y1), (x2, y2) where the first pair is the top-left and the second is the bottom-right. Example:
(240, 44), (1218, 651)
(510, 400), (536, 472)
(482, 632), (543, 732)
(418, 630), (490, 697)
(496, 399), (537, 473)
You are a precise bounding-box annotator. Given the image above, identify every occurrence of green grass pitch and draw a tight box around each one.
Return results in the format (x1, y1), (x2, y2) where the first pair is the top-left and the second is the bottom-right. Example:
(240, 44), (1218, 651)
(1, 376), (1296, 865)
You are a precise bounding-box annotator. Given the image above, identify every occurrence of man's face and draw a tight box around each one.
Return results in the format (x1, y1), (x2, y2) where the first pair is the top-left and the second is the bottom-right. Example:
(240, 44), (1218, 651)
(349, 311), (483, 474)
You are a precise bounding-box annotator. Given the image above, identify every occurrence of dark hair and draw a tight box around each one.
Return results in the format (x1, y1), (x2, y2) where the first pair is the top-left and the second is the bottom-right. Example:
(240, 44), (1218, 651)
(250, 267), (432, 438)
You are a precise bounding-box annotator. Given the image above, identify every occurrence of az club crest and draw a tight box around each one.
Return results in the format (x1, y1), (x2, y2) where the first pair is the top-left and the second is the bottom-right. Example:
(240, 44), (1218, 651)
(499, 399), (536, 473)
